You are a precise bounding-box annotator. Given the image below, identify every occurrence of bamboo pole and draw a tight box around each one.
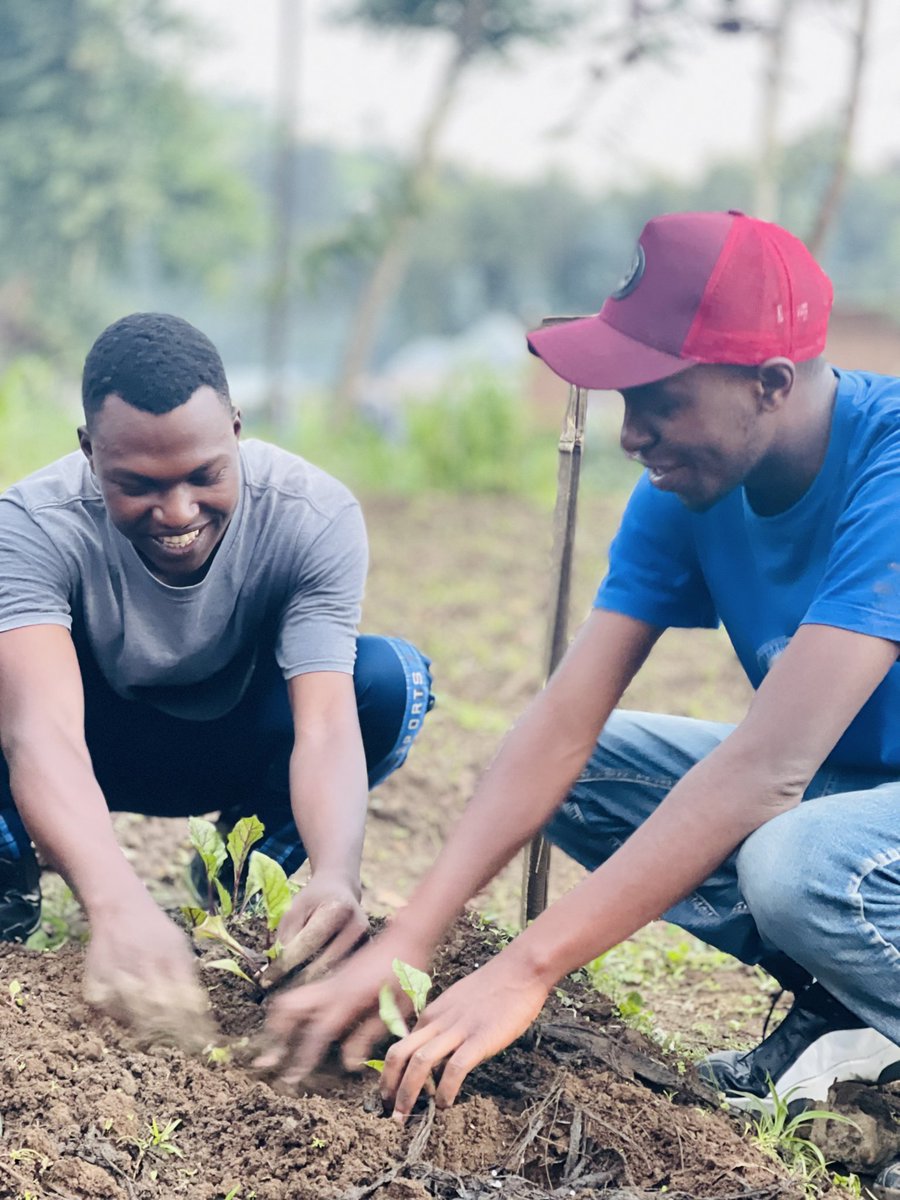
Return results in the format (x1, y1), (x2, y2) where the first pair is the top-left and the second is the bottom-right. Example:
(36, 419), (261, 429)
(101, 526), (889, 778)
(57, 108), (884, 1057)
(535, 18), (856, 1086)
(521, 321), (589, 925)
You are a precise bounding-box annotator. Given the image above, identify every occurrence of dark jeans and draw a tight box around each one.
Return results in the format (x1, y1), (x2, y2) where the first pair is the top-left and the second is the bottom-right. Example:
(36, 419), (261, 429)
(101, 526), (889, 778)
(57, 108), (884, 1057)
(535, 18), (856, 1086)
(0, 634), (433, 876)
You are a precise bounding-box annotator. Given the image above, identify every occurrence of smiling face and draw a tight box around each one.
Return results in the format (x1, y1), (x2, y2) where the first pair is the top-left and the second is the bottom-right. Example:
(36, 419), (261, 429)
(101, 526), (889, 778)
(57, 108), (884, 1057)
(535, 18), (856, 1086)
(79, 386), (242, 585)
(618, 363), (781, 512)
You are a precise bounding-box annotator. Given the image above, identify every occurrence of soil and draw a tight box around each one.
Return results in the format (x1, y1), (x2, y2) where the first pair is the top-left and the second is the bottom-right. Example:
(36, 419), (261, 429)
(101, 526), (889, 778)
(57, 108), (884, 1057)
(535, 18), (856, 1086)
(0, 494), (863, 1199)
(0, 913), (805, 1200)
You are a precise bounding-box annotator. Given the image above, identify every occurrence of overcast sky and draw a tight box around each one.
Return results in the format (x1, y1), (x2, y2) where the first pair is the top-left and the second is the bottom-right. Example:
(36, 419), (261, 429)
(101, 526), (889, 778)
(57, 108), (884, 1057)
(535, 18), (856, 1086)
(177, 0), (900, 192)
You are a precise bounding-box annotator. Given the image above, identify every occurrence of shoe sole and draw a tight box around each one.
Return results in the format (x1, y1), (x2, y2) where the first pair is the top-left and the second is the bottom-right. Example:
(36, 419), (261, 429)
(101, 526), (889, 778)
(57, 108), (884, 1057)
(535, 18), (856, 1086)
(721, 1027), (900, 1112)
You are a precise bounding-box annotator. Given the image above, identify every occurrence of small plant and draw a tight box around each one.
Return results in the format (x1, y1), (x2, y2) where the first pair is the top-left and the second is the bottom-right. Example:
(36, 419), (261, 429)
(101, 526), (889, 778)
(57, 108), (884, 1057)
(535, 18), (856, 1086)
(8, 980), (23, 1009)
(744, 1081), (858, 1197)
(182, 816), (298, 989)
(124, 1116), (184, 1174)
(366, 959), (432, 1073)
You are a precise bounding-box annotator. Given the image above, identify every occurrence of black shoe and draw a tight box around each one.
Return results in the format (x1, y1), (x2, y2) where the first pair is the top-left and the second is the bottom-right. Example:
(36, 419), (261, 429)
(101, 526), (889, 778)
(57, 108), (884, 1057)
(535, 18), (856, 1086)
(873, 1161), (900, 1200)
(699, 982), (900, 1110)
(0, 846), (42, 942)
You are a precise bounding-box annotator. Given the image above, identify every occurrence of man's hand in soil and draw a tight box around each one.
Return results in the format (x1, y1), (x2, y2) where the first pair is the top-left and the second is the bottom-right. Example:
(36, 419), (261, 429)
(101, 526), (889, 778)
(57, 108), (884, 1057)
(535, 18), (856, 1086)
(84, 898), (214, 1051)
(256, 930), (430, 1086)
(379, 951), (550, 1123)
(263, 871), (369, 987)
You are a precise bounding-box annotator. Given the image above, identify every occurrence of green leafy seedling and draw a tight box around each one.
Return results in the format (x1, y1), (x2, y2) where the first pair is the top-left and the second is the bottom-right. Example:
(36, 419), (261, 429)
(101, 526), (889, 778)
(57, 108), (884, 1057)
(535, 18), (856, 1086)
(366, 959), (433, 1074)
(184, 815), (297, 989)
(8, 980), (24, 1009)
(124, 1116), (183, 1174)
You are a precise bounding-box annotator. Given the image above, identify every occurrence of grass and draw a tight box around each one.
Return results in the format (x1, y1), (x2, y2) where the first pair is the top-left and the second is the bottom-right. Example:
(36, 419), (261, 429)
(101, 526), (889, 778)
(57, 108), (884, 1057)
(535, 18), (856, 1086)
(742, 1084), (860, 1198)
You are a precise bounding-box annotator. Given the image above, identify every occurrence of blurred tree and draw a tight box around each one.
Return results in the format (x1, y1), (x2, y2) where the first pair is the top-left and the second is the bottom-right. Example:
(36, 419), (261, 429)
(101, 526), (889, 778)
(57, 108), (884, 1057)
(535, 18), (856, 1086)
(0, 0), (259, 361)
(331, 0), (581, 417)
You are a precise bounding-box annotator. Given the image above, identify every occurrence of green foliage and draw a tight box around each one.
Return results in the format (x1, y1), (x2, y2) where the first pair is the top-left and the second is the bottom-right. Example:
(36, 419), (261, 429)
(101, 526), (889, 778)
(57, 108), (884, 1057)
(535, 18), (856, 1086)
(378, 984), (409, 1039)
(367, 959), (434, 1073)
(393, 958), (432, 1015)
(183, 815), (297, 988)
(288, 369), (557, 500)
(0, 0), (259, 354)
(340, 0), (578, 56)
(124, 1116), (183, 1173)
(244, 851), (292, 932)
(0, 358), (79, 488)
(744, 1083), (859, 1197)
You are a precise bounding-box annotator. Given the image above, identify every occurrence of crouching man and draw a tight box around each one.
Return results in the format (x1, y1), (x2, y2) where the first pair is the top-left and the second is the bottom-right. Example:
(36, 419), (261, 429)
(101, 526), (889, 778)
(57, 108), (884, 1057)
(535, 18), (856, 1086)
(0, 312), (433, 1043)
(256, 212), (900, 1197)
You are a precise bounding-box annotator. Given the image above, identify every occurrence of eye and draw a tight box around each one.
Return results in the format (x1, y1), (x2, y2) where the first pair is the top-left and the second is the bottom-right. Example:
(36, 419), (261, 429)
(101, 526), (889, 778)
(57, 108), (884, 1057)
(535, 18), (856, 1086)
(117, 481), (153, 497)
(190, 468), (226, 487)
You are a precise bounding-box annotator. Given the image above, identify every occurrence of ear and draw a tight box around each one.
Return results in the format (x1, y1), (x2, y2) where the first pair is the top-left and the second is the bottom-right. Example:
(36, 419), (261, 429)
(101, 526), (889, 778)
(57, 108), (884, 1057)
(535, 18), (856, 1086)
(232, 407), (242, 439)
(77, 424), (95, 470)
(757, 358), (795, 412)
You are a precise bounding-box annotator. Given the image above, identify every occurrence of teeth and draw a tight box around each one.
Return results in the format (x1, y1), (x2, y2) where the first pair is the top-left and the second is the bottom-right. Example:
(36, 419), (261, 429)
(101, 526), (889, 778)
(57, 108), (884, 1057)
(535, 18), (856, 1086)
(156, 530), (200, 549)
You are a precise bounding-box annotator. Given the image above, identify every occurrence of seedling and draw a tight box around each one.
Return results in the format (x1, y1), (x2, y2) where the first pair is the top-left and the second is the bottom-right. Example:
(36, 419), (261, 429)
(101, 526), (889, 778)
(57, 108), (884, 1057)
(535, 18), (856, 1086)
(183, 816), (298, 988)
(743, 1080), (858, 1197)
(124, 1116), (184, 1174)
(366, 959), (432, 1073)
(8, 980), (23, 1009)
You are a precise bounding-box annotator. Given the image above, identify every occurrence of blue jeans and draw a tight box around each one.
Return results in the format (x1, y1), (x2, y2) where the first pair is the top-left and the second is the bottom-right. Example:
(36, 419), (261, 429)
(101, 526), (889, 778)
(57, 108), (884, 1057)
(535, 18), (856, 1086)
(0, 634), (433, 877)
(544, 709), (900, 1043)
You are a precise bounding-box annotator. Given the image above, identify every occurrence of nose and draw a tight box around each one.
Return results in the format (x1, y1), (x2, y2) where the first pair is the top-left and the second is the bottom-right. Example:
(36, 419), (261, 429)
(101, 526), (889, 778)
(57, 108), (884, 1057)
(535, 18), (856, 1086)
(620, 403), (657, 458)
(153, 485), (200, 530)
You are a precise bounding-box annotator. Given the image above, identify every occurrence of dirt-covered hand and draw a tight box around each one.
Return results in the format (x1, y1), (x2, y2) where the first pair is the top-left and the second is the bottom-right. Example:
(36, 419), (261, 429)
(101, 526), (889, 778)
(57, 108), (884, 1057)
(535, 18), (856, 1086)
(262, 872), (369, 987)
(380, 954), (550, 1122)
(84, 900), (214, 1051)
(255, 932), (429, 1085)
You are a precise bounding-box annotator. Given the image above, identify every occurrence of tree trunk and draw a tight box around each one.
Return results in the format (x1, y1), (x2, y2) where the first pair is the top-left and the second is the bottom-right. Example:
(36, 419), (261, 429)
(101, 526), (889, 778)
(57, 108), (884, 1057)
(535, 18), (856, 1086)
(754, 0), (794, 222)
(263, 0), (302, 434)
(807, 0), (872, 259)
(332, 0), (488, 420)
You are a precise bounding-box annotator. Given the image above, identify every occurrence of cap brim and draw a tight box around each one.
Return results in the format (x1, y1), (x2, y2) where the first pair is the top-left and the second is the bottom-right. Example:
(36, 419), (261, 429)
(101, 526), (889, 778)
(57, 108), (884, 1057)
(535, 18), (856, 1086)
(527, 314), (696, 390)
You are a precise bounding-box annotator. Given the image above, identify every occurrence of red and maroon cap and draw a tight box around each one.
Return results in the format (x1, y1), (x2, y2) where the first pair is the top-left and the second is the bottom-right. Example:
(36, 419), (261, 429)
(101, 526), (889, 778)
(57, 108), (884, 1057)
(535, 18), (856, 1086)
(527, 210), (834, 391)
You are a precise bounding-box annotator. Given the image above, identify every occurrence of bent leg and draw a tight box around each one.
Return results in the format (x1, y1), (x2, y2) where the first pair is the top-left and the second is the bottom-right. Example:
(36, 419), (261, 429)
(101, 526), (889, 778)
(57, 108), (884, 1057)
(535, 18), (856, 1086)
(0, 635), (434, 891)
(215, 634), (434, 873)
(544, 709), (810, 986)
(737, 779), (900, 1044)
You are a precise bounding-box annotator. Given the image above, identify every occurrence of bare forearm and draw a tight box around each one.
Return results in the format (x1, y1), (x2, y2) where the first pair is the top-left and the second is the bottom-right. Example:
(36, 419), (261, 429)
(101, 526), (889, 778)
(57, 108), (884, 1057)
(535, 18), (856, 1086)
(389, 613), (659, 952)
(290, 733), (368, 887)
(392, 701), (599, 948)
(505, 746), (798, 988)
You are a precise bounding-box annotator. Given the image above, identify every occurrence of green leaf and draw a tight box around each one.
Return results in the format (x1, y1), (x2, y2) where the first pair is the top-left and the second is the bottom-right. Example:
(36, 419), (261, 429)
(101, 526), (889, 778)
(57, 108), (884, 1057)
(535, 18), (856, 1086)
(180, 905), (208, 928)
(378, 984), (408, 1039)
(192, 914), (248, 958)
(365, 1059), (385, 1073)
(245, 852), (292, 931)
(265, 939), (284, 961)
(214, 879), (233, 917)
(204, 958), (255, 985)
(226, 816), (265, 896)
(392, 959), (431, 1016)
(188, 817), (226, 887)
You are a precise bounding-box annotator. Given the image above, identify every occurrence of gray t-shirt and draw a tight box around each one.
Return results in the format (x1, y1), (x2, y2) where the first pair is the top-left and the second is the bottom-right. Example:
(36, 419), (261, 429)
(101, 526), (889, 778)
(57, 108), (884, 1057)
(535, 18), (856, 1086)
(0, 439), (367, 720)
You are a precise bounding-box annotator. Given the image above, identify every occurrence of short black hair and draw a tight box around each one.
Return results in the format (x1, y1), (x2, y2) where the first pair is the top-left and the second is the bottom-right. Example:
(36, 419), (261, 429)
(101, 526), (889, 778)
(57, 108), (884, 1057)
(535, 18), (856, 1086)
(82, 312), (231, 420)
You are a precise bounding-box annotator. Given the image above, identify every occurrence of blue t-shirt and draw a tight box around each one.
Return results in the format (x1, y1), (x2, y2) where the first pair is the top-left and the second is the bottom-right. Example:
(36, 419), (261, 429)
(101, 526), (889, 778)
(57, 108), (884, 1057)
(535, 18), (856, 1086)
(596, 368), (900, 771)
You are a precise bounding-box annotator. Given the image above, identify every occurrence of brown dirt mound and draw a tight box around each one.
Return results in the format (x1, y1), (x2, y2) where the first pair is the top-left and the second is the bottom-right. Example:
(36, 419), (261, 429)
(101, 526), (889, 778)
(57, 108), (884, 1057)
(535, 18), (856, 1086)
(0, 913), (807, 1200)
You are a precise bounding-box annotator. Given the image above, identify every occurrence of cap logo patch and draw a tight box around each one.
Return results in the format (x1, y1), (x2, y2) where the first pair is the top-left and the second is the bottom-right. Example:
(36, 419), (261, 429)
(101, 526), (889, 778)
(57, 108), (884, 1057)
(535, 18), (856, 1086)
(611, 244), (646, 300)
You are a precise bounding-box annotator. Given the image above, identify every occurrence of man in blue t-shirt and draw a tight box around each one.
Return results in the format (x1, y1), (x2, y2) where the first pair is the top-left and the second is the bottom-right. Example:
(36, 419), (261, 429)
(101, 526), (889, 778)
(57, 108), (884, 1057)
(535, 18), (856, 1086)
(257, 212), (900, 1189)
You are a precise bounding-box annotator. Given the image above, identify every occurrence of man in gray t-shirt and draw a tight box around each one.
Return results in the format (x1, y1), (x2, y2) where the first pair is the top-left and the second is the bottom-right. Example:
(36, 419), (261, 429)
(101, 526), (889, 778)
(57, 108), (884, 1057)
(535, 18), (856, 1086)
(0, 312), (432, 1042)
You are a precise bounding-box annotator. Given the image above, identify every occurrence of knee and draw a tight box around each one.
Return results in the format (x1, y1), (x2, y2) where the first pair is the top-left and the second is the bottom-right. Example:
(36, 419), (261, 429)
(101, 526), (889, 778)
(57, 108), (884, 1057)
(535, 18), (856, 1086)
(354, 636), (432, 713)
(736, 806), (836, 949)
(355, 636), (433, 773)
